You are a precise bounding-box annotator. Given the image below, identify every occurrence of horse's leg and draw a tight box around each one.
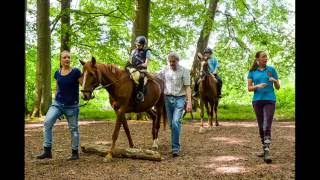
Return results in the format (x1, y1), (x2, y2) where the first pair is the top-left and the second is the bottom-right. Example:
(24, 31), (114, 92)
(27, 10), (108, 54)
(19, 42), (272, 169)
(199, 99), (205, 133)
(209, 101), (214, 129)
(122, 119), (134, 148)
(204, 101), (211, 127)
(147, 109), (159, 149)
(104, 113), (123, 162)
(215, 100), (219, 126)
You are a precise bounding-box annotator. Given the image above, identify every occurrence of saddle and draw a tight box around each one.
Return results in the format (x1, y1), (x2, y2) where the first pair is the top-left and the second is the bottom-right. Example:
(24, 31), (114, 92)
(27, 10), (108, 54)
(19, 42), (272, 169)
(126, 67), (148, 86)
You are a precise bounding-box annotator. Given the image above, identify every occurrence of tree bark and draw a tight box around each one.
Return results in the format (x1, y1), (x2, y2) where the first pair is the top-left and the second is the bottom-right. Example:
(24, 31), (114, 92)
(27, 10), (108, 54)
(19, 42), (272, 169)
(60, 0), (71, 52)
(81, 142), (162, 161)
(129, 0), (151, 120)
(191, 0), (219, 80)
(130, 0), (150, 50)
(32, 0), (51, 117)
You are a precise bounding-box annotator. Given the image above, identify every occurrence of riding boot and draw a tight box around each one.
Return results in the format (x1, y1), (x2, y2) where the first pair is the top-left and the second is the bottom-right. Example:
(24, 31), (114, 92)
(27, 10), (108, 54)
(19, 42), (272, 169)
(68, 149), (79, 160)
(36, 147), (52, 159)
(217, 81), (222, 98)
(263, 136), (272, 163)
(136, 75), (144, 102)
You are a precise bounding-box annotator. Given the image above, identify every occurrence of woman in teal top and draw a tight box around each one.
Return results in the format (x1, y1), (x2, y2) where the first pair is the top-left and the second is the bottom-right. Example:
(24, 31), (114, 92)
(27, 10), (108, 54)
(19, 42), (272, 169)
(247, 51), (280, 164)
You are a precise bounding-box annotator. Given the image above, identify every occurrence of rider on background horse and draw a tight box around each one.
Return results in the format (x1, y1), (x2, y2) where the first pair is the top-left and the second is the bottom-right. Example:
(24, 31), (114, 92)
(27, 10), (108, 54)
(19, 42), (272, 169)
(125, 35), (152, 103)
(193, 47), (222, 98)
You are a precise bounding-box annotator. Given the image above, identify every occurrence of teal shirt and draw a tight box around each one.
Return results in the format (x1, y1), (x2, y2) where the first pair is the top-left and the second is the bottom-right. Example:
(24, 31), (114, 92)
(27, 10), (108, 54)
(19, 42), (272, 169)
(208, 57), (219, 73)
(247, 66), (278, 102)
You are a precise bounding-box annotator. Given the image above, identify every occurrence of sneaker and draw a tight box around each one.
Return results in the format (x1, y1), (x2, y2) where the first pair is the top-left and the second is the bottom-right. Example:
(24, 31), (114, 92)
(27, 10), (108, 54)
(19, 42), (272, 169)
(263, 150), (272, 163)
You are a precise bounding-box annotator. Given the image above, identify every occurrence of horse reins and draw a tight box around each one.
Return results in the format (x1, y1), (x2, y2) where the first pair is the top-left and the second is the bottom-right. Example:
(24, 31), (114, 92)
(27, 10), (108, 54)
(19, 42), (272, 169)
(78, 74), (129, 107)
(95, 75), (129, 90)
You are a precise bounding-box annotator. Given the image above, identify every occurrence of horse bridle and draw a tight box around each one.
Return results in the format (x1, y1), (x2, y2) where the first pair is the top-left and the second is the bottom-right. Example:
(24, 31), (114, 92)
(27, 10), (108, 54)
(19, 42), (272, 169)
(199, 61), (211, 81)
(81, 72), (129, 97)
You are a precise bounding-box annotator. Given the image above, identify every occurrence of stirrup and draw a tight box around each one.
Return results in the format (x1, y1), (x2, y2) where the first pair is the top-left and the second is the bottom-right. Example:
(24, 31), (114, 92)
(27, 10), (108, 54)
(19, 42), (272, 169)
(136, 92), (144, 102)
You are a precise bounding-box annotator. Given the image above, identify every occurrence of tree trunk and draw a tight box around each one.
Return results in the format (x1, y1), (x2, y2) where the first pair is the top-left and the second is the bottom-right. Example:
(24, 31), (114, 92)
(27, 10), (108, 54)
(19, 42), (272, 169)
(130, 0), (150, 50)
(60, 0), (71, 52)
(81, 142), (162, 161)
(130, 0), (151, 120)
(191, 0), (219, 80)
(32, 0), (51, 117)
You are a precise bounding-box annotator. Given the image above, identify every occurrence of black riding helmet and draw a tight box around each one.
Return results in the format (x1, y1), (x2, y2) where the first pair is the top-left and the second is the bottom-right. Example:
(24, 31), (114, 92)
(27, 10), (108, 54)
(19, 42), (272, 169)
(135, 35), (147, 45)
(203, 47), (213, 54)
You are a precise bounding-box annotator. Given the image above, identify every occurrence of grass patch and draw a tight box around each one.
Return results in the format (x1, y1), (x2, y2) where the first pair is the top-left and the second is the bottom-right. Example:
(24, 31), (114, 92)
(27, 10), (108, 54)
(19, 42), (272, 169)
(79, 109), (116, 120)
(78, 104), (294, 122)
(182, 104), (295, 122)
(25, 104), (294, 123)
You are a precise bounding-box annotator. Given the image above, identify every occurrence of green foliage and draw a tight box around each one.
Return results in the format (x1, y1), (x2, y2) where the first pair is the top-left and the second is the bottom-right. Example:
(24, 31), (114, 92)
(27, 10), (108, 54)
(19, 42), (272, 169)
(25, 45), (37, 112)
(275, 83), (295, 109)
(182, 104), (294, 122)
(25, 0), (295, 119)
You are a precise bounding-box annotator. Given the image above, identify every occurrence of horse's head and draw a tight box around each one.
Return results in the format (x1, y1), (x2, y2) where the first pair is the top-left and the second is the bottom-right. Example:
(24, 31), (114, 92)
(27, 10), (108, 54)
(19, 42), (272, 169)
(79, 56), (101, 100)
(198, 52), (210, 79)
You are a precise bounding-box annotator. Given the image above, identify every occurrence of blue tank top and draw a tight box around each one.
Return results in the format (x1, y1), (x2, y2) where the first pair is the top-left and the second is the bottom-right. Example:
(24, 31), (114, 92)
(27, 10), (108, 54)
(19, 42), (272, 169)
(54, 68), (81, 105)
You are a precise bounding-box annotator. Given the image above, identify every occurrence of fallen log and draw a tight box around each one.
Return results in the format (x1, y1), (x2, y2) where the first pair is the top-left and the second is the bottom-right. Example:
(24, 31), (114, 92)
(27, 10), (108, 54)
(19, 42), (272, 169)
(81, 141), (162, 161)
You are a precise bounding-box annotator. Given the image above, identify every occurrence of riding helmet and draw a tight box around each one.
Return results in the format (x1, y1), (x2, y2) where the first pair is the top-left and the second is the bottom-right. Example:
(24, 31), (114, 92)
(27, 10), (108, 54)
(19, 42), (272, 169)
(203, 47), (213, 54)
(135, 36), (147, 45)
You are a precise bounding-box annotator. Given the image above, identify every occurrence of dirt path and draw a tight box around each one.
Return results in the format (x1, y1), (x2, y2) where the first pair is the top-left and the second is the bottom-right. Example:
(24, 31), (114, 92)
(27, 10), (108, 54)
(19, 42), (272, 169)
(25, 120), (295, 179)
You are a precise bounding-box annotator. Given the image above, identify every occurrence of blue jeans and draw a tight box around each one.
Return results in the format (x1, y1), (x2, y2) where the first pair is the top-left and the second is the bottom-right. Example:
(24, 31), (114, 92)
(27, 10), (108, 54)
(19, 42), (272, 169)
(164, 95), (186, 153)
(43, 100), (80, 150)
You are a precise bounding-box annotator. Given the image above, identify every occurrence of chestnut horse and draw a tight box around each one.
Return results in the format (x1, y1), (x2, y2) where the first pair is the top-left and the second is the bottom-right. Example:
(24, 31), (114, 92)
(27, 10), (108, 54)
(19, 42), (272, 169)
(79, 57), (166, 162)
(198, 54), (219, 133)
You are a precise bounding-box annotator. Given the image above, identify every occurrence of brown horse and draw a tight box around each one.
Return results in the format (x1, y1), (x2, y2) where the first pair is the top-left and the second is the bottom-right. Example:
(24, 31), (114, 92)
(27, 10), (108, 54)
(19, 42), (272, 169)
(79, 57), (166, 162)
(198, 54), (219, 133)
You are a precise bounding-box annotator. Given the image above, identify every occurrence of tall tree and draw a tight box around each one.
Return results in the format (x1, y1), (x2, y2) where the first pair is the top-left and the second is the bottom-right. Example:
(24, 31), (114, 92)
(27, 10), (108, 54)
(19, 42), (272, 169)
(191, 0), (219, 80)
(61, 0), (71, 51)
(25, 0), (29, 116)
(131, 0), (150, 50)
(128, 0), (151, 120)
(32, 0), (51, 117)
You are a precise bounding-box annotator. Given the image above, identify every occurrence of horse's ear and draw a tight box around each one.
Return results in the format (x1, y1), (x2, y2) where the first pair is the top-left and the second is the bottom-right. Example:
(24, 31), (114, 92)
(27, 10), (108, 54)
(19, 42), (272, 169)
(91, 56), (96, 66)
(79, 60), (86, 66)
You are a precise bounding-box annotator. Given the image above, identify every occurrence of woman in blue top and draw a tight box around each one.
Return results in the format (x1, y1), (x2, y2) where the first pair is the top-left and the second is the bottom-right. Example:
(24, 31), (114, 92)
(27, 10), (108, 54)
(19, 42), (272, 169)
(247, 51), (280, 163)
(36, 50), (81, 160)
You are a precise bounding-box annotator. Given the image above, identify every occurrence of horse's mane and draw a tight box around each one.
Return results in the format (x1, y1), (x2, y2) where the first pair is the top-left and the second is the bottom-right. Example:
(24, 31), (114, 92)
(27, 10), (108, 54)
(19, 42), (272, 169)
(103, 63), (125, 77)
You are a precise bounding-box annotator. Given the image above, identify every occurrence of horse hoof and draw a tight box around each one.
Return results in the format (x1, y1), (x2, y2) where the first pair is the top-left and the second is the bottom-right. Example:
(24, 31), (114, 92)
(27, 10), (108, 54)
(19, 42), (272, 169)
(152, 144), (158, 150)
(199, 127), (206, 133)
(103, 154), (113, 162)
(208, 126), (213, 130)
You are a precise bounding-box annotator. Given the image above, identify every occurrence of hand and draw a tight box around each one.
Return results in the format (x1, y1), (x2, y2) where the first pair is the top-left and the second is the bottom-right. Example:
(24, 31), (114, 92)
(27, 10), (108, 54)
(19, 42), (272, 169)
(186, 101), (192, 112)
(269, 77), (277, 83)
(255, 83), (268, 89)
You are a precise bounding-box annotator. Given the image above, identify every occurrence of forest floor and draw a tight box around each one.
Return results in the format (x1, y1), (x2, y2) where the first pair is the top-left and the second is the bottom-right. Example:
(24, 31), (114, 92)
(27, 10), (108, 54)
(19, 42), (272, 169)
(25, 120), (295, 179)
